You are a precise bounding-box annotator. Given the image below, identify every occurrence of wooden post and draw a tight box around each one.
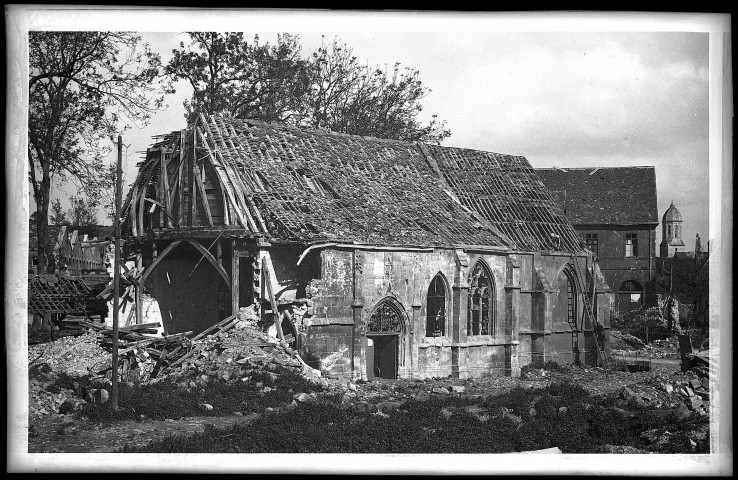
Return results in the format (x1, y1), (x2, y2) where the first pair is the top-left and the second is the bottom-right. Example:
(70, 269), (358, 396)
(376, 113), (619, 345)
(231, 238), (239, 317)
(111, 135), (124, 411)
(262, 258), (284, 342)
(135, 250), (143, 325)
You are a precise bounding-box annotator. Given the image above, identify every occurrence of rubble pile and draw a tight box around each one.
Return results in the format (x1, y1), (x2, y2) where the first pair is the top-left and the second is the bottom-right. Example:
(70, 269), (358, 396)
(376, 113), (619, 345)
(28, 363), (77, 419)
(28, 331), (111, 377)
(609, 330), (680, 359)
(673, 364), (711, 415)
(159, 317), (322, 390)
(28, 310), (324, 420)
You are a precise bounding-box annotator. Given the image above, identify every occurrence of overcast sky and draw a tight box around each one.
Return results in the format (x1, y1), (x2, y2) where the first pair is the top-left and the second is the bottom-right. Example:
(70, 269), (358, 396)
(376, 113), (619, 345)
(37, 11), (712, 252)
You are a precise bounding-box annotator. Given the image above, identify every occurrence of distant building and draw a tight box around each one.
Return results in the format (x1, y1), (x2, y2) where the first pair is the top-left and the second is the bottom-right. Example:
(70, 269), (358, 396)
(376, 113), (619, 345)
(659, 201), (686, 257)
(535, 166), (659, 317)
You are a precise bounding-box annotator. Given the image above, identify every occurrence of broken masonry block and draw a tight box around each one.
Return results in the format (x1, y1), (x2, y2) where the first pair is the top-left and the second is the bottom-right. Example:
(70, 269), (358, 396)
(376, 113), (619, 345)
(685, 395), (703, 410)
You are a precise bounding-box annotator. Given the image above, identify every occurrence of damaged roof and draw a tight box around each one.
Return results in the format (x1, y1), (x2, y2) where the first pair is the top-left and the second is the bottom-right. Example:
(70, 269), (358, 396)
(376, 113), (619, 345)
(128, 114), (586, 252)
(535, 167), (659, 226)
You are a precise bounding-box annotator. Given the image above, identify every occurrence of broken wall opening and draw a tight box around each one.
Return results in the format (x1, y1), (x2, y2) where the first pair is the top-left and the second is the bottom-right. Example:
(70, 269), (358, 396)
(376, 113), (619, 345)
(146, 242), (230, 335)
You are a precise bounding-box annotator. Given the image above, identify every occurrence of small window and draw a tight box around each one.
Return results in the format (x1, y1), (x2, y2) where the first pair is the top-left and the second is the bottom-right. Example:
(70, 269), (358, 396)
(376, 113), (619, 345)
(625, 233), (638, 257)
(426, 275), (447, 337)
(31, 256), (38, 266)
(620, 280), (643, 305)
(667, 225), (672, 237)
(585, 233), (598, 256)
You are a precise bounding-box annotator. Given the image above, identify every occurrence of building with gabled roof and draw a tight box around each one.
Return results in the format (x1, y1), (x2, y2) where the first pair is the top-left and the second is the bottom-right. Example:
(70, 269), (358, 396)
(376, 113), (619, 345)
(535, 166), (659, 318)
(121, 114), (613, 380)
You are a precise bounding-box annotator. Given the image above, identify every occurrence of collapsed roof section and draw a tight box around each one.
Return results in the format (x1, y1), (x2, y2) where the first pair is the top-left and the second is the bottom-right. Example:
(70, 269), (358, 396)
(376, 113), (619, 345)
(123, 114), (585, 253)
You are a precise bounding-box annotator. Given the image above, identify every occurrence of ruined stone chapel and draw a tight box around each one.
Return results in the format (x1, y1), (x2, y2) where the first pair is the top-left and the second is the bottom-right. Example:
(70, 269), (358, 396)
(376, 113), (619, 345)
(121, 114), (613, 381)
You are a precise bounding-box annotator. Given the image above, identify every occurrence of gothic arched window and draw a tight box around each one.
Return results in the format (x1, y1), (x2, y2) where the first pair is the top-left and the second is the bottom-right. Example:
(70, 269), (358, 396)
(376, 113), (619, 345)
(426, 274), (447, 337)
(468, 261), (495, 336)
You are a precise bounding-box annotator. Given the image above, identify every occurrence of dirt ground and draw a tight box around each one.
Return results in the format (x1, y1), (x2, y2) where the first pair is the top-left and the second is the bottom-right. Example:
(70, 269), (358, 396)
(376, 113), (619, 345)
(27, 361), (698, 453)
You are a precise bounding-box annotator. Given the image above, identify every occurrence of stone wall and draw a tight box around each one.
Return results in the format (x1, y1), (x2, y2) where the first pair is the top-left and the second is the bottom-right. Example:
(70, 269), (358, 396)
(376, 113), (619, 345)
(271, 245), (612, 380)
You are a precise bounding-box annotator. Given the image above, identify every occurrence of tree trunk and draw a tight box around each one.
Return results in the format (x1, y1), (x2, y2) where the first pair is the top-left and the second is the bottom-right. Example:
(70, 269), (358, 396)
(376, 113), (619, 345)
(36, 169), (51, 274)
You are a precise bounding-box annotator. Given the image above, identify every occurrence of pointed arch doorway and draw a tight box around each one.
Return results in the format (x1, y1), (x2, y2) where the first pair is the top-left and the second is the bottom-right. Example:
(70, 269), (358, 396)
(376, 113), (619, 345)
(366, 298), (407, 380)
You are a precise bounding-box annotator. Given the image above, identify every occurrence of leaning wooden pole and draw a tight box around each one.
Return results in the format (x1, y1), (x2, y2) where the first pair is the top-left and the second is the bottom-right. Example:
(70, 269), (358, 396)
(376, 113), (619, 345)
(111, 135), (124, 410)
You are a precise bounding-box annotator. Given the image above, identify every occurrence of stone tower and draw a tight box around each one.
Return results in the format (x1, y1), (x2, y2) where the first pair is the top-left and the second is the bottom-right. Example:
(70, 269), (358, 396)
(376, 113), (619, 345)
(660, 200), (686, 257)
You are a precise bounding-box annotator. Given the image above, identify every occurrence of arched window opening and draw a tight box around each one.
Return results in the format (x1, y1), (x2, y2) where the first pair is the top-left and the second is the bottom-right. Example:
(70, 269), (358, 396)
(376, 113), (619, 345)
(565, 268), (578, 330)
(426, 275), (447, 337)
(468, 262), (495, 336)
(667, 225), (672, 237)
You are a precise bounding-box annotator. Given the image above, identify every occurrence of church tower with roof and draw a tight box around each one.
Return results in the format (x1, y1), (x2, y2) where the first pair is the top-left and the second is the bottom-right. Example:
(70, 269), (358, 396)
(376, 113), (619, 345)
(660, 201), (686, 257)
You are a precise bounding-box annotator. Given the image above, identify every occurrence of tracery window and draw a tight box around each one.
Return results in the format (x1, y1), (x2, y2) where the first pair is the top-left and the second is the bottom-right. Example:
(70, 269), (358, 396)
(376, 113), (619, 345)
(426, 274), (447, 337)
(468, 262), (495, 336)
(367, 299), (404, 334)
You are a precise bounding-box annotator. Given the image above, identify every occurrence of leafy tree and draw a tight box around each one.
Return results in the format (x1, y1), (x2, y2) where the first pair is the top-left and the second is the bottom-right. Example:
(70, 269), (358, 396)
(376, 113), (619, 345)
(28, 31), (172, 273)
(49, 198), (70, 226)
(303, 38), (450, 143)
(167, 33), (449, 143)
(67, 195), (99, 226)
(166, 32), (310, 124)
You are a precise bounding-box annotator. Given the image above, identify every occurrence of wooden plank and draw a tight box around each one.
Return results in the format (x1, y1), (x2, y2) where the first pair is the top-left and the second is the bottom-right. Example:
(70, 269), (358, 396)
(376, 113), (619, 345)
(194, 163), (214, 225)
(160, 148), (172, 228)
(187, 129), (197, 226)
(177, 141), (187, 227)
(200, 115), (257, 230)
(138, 164), (156, 234)
(222, 188), (231, 226)
(191, 314), (238, 341)
(119, 321), (161, 331)
(129, 174), (140, 237)
(196, 126), (255, 231)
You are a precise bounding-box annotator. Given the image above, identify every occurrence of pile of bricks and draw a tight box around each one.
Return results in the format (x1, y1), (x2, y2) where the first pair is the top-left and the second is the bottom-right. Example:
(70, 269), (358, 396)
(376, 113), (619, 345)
(676, 365), (710, 414)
